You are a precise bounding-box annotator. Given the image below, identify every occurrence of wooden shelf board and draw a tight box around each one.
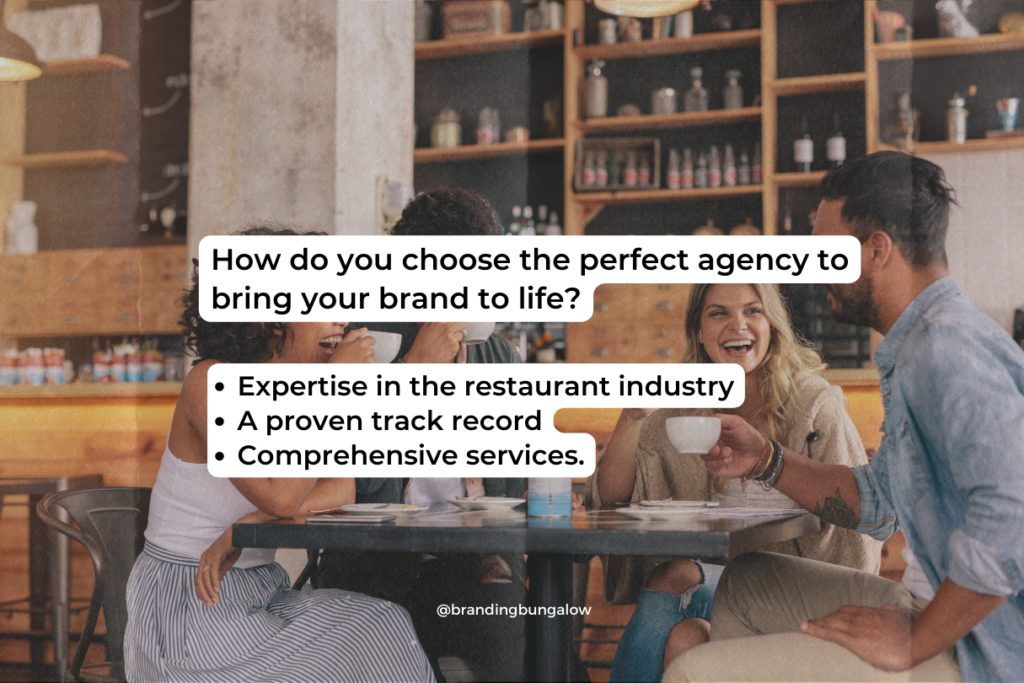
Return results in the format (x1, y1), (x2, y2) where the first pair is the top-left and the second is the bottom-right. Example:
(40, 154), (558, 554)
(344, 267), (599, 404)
(873, 33), (1024, 61)
(774, 170), (828, 188)
(576, 107), (762, 133)
(414, 139), (565, 163)
(574, 29), (760, 61)
(42, 54), (130, 76)
(911, 136), (1024, 155)
(415, 30), (565, 60)
(4, 150), (128, 169)
(574, 184), (763, 205)
(771, 72), (865, 96)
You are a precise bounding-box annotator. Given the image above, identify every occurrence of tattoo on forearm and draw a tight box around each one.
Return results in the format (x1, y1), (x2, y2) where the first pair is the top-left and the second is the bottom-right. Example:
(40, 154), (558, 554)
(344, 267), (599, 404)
(812, 488), (859, 529)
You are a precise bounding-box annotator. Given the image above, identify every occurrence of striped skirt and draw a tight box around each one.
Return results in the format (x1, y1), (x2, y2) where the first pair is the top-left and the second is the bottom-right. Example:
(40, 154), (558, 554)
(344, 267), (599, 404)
(125, 542), (435, 683)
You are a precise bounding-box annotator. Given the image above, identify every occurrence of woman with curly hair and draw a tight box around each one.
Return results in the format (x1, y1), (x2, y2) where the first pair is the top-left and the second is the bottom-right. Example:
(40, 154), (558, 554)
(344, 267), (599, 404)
(124, 227), (435, 683)
(586, 283), (882, 683)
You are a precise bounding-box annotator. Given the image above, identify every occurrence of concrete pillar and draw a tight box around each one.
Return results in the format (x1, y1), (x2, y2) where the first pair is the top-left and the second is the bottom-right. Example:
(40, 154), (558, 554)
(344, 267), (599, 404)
(188, 0), (413, 251)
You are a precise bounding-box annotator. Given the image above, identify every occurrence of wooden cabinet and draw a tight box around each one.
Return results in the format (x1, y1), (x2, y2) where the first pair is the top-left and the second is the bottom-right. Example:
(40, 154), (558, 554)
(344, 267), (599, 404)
(0, 245), (188, 337)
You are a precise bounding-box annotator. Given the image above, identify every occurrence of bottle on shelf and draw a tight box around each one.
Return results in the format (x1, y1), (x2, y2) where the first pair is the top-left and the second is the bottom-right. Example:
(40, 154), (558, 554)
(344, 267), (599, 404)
(536, 205), (549, 235)
(738, 147), (751, 185)
(508, 205), (522, 235)
(638, 152), (651, 186)
(781, 204), (793, 236)
(684, 67), (708, 113)
(545, 211), (562, 236)
(827, 112), (846, 168)
(751, 142), (762, 184)
(695, 149), (708, 188)
(723, 70), (743, 110)
(624, 150), (638, 186)
(723, 144), (737, 187)
(521, 206), (536, 235)
(794, 114), (814, 173)
(667, 149), (681, 190)
(608, 149), (621, 186)
(582, 150), (596, 186)
(595, 150), (609, 186)
(708, 145), (722, 188)
(585, 60), (608, 119)
(681, 147), (694, 189)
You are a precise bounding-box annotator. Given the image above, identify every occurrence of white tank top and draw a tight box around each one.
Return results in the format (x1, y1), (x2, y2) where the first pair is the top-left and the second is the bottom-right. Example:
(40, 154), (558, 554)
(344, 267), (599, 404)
(145, 442), (277, 569)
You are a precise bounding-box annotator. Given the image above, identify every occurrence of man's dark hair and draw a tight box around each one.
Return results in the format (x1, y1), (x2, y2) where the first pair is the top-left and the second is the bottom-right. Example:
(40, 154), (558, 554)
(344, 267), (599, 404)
(820, 151), (957, 268)
(390, 187), (502, 236)
(180, 224), (326, 364)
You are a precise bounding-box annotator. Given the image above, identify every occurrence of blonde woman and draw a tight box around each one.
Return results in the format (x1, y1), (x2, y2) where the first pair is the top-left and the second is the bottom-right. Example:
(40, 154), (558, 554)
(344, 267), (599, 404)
(586, 283), (881, 683)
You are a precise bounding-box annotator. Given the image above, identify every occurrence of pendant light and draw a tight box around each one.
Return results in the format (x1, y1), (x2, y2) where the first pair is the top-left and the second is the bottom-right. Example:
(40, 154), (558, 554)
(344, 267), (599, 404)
(593, 0), (700, 19)
(0, 0), (42, 81)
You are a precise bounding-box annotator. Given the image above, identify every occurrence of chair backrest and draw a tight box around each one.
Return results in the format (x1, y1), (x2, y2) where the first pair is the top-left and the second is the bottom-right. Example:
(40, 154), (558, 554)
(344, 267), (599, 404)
(37, 487), (151, 682)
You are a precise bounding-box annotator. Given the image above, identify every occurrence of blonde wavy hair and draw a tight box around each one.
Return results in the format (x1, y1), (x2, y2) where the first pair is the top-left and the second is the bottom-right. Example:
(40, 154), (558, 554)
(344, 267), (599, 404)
(682, 283), (825, 491)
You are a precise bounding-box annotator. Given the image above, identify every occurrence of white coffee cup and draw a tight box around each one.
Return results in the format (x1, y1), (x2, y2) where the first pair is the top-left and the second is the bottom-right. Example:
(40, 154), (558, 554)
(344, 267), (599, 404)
(366, 331), (402, 364)
(665, 416), (722, 455)
(462, 322), (496, 346)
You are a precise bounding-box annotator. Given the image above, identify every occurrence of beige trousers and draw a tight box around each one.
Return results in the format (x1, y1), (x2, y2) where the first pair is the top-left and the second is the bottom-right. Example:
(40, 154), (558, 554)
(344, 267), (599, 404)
(662, 552), (960, 682)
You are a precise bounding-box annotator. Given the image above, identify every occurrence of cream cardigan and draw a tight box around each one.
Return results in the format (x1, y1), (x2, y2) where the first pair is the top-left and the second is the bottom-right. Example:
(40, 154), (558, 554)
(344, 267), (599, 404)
(585, 372), (883, 605)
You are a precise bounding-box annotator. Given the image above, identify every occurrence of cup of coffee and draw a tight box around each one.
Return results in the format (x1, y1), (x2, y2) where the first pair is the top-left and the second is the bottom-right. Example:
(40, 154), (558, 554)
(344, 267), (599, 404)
(366, 331), (402, 364)
(665, 416), (721, 455)
(462, 322), (496, 346)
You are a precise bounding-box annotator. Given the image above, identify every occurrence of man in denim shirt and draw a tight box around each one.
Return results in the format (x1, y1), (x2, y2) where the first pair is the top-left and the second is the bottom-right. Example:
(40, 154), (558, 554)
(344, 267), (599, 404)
(663, 152), (1024, 682)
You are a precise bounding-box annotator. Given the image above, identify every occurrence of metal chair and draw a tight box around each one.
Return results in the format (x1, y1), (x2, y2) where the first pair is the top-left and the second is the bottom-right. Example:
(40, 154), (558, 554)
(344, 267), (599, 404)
(36, 487), (152, 683)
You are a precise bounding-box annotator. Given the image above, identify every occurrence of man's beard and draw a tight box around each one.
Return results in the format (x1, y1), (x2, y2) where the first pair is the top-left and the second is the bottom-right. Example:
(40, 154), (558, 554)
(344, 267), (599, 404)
(824, 277), (881, 330)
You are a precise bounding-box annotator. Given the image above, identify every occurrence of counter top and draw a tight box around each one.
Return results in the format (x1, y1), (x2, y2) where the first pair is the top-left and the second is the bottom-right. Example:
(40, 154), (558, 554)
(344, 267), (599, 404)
(0, 382), (183, 400)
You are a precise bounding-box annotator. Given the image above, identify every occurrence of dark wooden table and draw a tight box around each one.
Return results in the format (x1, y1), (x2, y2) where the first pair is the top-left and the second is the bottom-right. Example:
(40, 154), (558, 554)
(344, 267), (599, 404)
(234, 505), (820, 682)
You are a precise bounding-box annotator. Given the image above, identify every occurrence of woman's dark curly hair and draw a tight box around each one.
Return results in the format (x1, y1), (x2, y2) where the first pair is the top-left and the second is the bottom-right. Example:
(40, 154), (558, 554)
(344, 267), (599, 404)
(180, 225), (326, 364)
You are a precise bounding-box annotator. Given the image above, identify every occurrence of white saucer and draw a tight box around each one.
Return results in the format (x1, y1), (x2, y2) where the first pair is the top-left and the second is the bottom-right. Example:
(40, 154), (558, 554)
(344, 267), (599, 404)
(617, 506), (707, 520)
(340, 503), (427, 516)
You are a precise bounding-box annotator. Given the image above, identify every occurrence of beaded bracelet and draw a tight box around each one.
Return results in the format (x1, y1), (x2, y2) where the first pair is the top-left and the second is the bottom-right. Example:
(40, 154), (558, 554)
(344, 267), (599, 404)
(760, 442), (785, 489)
(742, 439), (774, 484)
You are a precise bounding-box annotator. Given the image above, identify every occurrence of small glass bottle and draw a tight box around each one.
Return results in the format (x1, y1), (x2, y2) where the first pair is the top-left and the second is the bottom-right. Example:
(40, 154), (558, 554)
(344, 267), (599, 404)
(508, 205), (522, 235)
(545, 211), (562, 236)
(624, 150), (638, 186)
(595, 150), (609, 186)
(681, 147), (694, 189)
(667, 148), (681, 190)
(751, 142), (763, 184)
(683, 67), (708, 113)
(738, 147), (751, 185)
(827, 112), (846, 168)
(608, 149), (621, 186)
(536, 205), (549, 235)
(723, 70), (743, 110)
(521, 206), (536, 235)
(695, 149), (708, 188)
(794, 114), (814, 173)
(585, 60), (608, 119)
(723, 144), (737, 186)
(781, 204), (793, 236)
(638, 153), (651, 186)
(582, 150), (596, 186)
(708, 145), (722, 188)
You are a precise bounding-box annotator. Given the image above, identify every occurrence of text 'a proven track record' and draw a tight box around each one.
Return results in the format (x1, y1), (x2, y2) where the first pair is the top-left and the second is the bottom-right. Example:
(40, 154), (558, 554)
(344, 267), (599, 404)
(207, 363), (744, 478)
(199, 235), (862, 323)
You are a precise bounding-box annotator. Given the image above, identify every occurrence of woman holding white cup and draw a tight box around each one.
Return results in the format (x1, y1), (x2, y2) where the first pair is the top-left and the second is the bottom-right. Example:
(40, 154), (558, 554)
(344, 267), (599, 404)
(586, 283), (882, 683)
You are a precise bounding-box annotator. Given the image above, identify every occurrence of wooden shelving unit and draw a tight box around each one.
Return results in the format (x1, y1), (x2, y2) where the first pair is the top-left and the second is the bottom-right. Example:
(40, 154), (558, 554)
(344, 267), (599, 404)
(415, 30), (565, 60)
(574, 29), (761, 60)
(574, 184), (764, 206)
(774, 170), (828, 188)
(911, 136), (1024, 155)
(414, 138), (564, 163)
(42, 54), (131, 76)
(576, 107), (762, 134)
(771, 72), (866, 96)
(872, 33), (1024, 60)
(4, 149), (129, 169)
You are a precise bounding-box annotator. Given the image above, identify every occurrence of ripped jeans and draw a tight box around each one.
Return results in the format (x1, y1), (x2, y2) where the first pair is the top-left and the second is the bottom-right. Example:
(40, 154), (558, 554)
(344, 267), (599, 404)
(609, 562), (724, 683)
